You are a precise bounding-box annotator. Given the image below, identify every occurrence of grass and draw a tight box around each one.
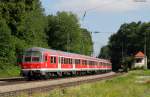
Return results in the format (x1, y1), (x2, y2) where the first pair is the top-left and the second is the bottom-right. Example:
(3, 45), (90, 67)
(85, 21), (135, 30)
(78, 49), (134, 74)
(0, 65), (20, 78)
(19, 70), (150, 97)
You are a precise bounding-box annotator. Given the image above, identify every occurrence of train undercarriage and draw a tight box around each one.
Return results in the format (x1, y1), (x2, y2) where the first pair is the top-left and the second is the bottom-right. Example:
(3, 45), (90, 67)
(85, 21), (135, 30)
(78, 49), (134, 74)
(21, 69), (112, 80)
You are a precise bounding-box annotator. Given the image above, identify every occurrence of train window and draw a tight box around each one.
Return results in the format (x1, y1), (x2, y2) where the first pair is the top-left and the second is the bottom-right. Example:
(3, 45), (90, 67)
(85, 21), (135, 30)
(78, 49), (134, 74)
(82, 60), (87, 65)
(25, 56), (31, 62)
(44, 56), (47, 62)
(68, 58), (70, 64)
(75, 59), (77, 64)
(99, 62), (101, 65)
(69, 59), (71, 64)
(67, 58), (69, 64)
(82, 60), (84, 65)
(64, 58), (66, 64)
(75, 59), (78, 64)
(32, 57), (40, 62)
(70, 59), (72, 64)
(75, 59), (80, 64)
(50, 56), (56, 64)
(85, 60), (87, 65)
(24, 51), (42, 62)
(51, 57), (53, 63)
(64, 58), (67, 64)
(61, 57), (64, 64)
(54, 57), (56, 63)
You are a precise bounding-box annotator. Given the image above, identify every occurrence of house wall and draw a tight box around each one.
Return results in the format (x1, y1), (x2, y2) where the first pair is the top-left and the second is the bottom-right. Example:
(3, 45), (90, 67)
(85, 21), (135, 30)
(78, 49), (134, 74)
(134, 57), (146, 68)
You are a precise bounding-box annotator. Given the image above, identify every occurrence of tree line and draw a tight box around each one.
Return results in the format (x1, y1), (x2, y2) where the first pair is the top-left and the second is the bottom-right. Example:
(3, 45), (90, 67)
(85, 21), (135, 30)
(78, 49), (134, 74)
(0, 0), (93, 70)
(99, 22), (150, 71)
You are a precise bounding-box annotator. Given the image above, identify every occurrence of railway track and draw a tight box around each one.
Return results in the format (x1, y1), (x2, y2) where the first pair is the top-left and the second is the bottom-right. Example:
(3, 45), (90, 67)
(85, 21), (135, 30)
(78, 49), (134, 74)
(0, 73), (108, 86)
(0, 72), (123, 97)
(0, 77), (27, 86)
(0, 72), (113, 86)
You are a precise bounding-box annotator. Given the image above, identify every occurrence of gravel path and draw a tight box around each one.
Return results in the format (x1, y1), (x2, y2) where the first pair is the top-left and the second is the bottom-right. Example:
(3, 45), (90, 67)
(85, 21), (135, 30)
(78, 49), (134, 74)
(0, 72), (115, 93)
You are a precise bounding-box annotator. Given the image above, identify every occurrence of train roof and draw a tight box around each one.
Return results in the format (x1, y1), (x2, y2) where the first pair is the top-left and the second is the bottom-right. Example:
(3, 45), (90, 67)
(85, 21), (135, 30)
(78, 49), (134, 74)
(26, 47), (111, 63)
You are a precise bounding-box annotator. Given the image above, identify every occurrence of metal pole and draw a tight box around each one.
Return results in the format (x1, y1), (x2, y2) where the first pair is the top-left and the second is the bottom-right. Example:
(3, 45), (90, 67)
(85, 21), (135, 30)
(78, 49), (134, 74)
(144, 32), (147, 69)
(122, 42), (124, 63)
(81, 36), (85, 54)
(91, 32), (93, 56)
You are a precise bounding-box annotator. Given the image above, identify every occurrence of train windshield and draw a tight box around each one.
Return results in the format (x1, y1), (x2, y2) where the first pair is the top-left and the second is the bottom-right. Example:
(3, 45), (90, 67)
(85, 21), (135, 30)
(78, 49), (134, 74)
(24, 51), (42, 62)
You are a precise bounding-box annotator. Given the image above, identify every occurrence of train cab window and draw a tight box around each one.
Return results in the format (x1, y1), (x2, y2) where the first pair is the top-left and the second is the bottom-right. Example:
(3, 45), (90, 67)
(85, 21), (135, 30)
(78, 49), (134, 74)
(25, 56), (31, 62)
(50, 56), (56, 64)
(24, 51), (41, 62)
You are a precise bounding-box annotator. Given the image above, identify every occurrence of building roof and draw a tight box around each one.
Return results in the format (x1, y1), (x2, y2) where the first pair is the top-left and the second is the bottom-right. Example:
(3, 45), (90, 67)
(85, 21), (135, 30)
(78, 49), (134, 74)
(135, 51), (145, 58)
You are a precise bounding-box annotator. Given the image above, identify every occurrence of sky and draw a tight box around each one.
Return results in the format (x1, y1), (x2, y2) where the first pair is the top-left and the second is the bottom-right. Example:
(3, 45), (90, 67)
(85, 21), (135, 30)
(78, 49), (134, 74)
(40, 0), (150, 56)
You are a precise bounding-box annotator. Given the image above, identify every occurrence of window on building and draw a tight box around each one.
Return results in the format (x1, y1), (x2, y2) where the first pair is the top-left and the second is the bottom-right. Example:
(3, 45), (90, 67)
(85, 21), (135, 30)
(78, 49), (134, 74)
(136, 58), (143, 63)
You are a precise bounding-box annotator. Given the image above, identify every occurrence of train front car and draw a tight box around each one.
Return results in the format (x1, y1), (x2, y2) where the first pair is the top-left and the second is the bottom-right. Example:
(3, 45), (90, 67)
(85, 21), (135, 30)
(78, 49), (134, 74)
(19, 48), (48, 79)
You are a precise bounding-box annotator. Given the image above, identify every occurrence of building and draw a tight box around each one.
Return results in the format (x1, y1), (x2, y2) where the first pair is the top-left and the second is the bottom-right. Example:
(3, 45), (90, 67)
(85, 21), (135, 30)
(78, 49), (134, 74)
(134, 51), (147, 68)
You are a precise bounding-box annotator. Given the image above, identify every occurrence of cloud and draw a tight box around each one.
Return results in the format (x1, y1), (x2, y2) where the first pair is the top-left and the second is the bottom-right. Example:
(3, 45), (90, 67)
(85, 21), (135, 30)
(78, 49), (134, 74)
(52, 0), (150, 13)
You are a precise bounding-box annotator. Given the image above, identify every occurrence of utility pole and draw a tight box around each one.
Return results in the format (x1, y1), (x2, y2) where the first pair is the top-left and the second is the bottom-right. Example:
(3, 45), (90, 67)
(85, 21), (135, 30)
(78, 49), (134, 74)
(122, 42), (124, 63)
(144, 32), (147, 69)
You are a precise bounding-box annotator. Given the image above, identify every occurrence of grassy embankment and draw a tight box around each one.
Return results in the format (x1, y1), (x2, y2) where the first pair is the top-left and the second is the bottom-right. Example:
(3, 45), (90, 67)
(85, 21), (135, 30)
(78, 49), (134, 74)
(20, 70), (150, 97)
(0, 65), (20, 78)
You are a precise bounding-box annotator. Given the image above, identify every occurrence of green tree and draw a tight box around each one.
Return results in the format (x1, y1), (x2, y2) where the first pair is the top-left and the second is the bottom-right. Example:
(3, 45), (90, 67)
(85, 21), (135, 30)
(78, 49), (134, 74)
(98, 45), (110, 59)
(80, 28), (93, 55)
(46, 12), (93, 55)
(99, 21), (150, 71)
(0, 0), (48, 70)
(0, 18), (15, 67)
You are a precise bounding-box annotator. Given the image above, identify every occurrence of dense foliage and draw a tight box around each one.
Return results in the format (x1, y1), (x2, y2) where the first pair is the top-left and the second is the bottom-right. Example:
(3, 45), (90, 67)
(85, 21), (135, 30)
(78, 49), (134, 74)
(46, 12), (93, 55)
(99, 22), (150, 71)
(0, 0), (93, 76)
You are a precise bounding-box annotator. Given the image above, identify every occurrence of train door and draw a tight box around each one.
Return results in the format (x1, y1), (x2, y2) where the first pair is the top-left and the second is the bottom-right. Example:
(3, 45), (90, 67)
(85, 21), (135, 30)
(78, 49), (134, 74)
(49, 55), (57, 68)
(72, 59), (75, 70)
(58, 56), (61, 70)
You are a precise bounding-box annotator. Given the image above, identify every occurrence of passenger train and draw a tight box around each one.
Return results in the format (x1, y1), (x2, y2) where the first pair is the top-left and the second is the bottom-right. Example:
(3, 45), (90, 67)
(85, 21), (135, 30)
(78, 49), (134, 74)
(18, 47), (112, 79)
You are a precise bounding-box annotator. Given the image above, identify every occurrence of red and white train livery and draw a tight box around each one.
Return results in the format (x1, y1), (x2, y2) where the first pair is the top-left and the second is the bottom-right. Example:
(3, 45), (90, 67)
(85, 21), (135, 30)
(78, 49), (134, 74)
(18, 47), (112, 78)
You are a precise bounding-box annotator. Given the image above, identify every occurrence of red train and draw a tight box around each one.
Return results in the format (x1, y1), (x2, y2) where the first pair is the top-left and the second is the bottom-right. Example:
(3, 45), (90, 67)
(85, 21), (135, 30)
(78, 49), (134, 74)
(18, 47), (112, 79)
